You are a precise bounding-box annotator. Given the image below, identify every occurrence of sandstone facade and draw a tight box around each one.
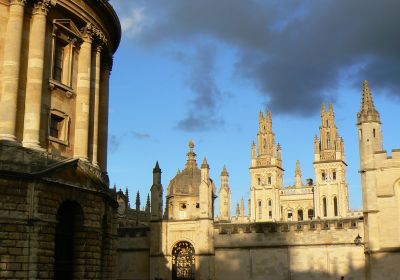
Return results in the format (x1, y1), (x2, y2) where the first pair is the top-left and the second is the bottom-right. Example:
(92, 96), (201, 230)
(116, 82), (399, 280)
(0, 0), (120, 279)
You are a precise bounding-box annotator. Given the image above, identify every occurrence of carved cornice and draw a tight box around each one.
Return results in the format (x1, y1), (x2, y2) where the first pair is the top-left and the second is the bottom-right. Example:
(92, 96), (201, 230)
(82, 23), (108, 46)
(32, 0), (54, 15)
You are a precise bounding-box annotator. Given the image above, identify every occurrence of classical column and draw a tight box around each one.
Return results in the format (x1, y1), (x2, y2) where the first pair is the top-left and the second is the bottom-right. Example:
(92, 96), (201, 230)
(22, 0), (52, 149)
(98, 57), (111, 172)
(90, 45), (102, 166)
(73, 28), (93, 160)
(0, 0), (26, 142)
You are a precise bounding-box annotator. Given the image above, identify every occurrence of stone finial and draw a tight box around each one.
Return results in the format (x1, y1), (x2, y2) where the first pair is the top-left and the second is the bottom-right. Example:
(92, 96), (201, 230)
(251, 141), (256, 158)
(236, 203), (240, 216)
(185, 140), (197, 169)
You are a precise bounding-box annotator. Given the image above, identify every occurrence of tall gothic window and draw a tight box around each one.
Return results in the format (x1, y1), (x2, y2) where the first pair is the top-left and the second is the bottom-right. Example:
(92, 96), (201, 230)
(323, 197), (327, 217)
(308, 209), (314, 220)
(297, 209), (303, 221)
(333, 196), (338, 216)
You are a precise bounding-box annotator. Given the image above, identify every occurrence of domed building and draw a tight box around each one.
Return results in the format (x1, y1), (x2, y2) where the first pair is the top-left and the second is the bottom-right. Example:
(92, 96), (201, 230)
(166, 140), (216, 220)
(0, 0), (120, 278)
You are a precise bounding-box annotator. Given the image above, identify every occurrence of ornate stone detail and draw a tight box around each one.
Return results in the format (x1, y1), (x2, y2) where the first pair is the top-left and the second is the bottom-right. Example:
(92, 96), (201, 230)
(82, 23), (108, 45)
(9, 0), (27, 6)
(32, 0), (54, 15)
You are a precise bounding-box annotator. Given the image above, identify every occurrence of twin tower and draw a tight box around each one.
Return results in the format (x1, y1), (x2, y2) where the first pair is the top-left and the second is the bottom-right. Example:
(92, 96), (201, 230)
(150, 81), (382, 224)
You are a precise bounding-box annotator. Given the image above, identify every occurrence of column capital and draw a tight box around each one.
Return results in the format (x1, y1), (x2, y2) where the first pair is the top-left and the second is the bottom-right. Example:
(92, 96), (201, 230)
(9, 0), (27, 6)
(32, 0), (55, 15)
(82, 23), (108, 46)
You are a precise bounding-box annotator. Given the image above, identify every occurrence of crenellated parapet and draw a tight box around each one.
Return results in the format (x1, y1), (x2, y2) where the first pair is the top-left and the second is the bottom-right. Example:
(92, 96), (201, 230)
(214, 217), (363, 247)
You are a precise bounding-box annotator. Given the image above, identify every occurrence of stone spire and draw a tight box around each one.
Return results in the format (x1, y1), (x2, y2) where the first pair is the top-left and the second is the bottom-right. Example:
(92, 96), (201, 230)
(125, 187), (130, 207)
(201, 157), (210, 181)
(295, 160), (302, 188)
(136, 191), (140, 225)
(135, 191), (140, 211)
(145, 194), (150, 214)
(185, 140), (198, 170)
(241, 197), (245, 218)
(236, 203), (240, 216)
(357, 80), (380, 124)
(221, 165), (229, 177)
(219, 165), (231, 221)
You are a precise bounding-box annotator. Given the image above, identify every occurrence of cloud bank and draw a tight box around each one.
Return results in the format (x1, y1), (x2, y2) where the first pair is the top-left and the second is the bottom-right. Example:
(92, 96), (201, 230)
(113, 0), (400, 129)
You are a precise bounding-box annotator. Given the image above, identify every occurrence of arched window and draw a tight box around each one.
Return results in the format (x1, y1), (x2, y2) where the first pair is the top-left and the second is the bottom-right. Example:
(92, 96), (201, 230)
(172, 241), (195, 280)
(297, 209), (303, 221)
(333, 196), (338, 216)
(323, 197), (327, 217)
(327, 132), (330, 149)
(287, 210), (293, 221)
(373, 128), (376, 138)
(308, 209), (314, 220)
(54, 200), (84, 279)
(268, 199), (272, 207)
(258, 201), (262, 219)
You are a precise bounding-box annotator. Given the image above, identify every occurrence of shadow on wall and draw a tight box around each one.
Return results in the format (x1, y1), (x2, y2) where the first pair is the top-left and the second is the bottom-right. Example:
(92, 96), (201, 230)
(117, 220), (400, 280)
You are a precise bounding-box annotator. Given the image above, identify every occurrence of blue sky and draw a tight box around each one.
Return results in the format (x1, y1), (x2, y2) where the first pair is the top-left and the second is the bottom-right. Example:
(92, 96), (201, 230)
(107, 0), (400, 213)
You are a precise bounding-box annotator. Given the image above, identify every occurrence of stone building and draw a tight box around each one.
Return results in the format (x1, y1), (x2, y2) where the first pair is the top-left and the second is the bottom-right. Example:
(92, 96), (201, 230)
(0, 0), (120, 279)
(116, 81), (400, 280)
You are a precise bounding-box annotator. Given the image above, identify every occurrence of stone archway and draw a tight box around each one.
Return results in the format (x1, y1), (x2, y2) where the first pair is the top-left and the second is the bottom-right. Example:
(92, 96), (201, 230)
(54, 200), (83, 280)
(172, 241), (195, 280)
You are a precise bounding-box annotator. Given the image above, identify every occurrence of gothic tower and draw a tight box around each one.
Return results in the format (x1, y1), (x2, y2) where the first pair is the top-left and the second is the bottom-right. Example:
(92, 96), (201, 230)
(150, 161), (163, 220)
(250, 110), (283, 222)
(313, 103), (349, 218)
(357, 81), (383, 253)
(219, 165), (231, 222)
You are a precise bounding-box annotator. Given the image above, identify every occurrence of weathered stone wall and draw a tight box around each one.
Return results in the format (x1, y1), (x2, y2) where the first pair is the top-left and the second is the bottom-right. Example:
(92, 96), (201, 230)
(214, 219), (365, 279)
(0, 143), (118, 279)
(116, 227), (150, 280)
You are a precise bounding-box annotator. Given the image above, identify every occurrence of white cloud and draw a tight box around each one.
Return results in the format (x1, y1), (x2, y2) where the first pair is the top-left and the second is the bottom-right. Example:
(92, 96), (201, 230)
(121, 7), (146, 37)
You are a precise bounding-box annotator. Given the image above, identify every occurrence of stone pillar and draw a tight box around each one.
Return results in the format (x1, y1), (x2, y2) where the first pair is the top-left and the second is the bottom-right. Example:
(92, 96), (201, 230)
(98, 57), (111, 172)
(73, 29), (92, 160)
(91, 45), (101, 166)
(22, 0), (52, 149)
(0, 0), (26, 142)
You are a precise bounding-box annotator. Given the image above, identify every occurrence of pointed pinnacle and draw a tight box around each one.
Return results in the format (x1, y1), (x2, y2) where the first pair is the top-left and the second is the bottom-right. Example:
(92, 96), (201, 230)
(153, 161), (161, 173)
(361, 80), (376, 111)
(221, 165), (229, 176)
(321, 102), (326, 114)
(201, 157), (209, 169)
(329, 102), (334, 113)
(295, 160), (302, 176)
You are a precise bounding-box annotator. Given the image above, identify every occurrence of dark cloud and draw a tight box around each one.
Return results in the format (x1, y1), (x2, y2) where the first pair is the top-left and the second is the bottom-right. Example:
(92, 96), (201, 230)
(173, 45), (224, 131)
(108, 134), (120, 153)
(115, 0), (400, 117)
